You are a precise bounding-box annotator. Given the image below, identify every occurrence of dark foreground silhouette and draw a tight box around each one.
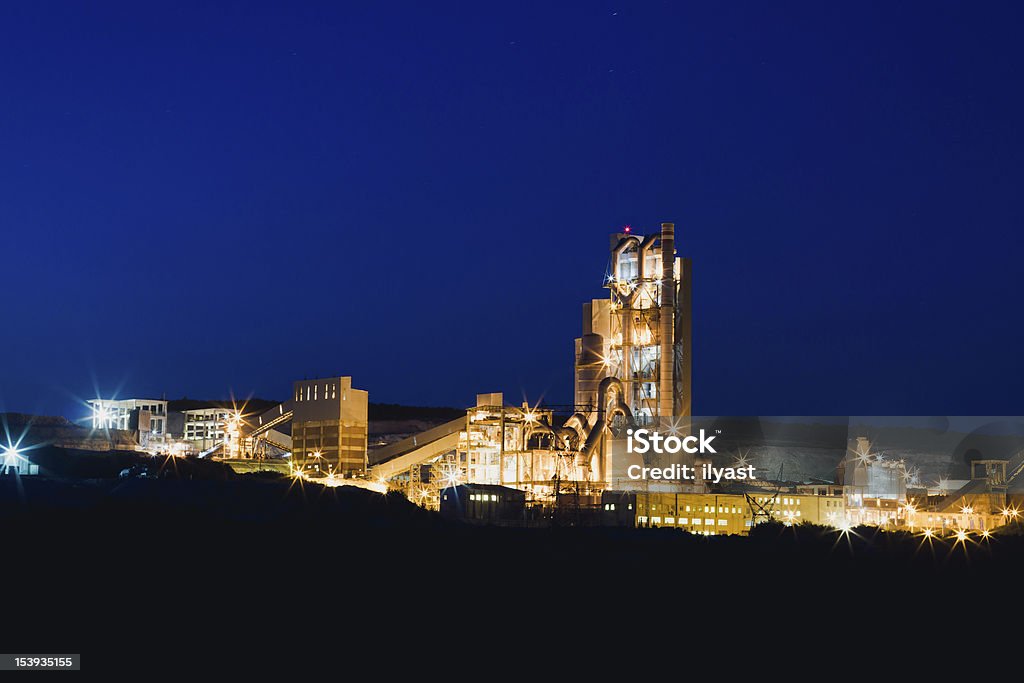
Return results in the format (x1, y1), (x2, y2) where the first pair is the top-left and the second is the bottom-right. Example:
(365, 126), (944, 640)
(4, 470), (1023, 669)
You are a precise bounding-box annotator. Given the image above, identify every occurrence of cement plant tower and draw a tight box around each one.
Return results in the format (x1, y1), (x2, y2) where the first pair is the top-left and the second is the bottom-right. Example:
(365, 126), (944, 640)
(574, 222), (692, 423)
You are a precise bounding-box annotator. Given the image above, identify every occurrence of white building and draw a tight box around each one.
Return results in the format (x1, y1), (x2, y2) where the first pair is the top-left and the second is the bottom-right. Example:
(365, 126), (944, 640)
(89, 398), (169, 437)
(183, 407), (239, 454)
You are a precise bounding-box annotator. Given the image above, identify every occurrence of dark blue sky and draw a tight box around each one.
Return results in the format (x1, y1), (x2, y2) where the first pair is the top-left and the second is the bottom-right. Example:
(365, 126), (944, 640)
(2, 2), (1022, 419)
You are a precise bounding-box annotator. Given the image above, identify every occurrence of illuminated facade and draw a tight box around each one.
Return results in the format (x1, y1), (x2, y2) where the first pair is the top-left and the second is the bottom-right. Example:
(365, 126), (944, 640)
(633, 491), (846, 535)
(575, 223), (692, 424)
(89, 398), (169, 436)
(88, 398), (171, 452)
(182, 407), (234, 453)
(292, 377), (368, 475)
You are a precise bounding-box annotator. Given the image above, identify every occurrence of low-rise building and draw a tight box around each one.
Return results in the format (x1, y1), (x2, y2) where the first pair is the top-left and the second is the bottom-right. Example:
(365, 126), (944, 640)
(89, 398), (169, 436)
(88, 398), (172, 453)
(622, 490), (846, 535)
(440, 483), (526, 524)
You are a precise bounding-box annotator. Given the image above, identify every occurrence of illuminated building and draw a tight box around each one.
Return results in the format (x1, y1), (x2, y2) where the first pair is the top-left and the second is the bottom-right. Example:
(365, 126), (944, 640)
(900, 459), (1011, 532)
(630, 491), (846, 535)
(1, 445), (37, 476)
(575, 223), (692, 424)
(89, 398), (168, 435)
(370, 392), (576, 508)
(182, 407), (234, 453)
(88, 398), (171, 452)
(291, 377), (368, 476)
(439, 484), (527, 525)
(839, 438), (905, 511)
(370, 222), (694, 502)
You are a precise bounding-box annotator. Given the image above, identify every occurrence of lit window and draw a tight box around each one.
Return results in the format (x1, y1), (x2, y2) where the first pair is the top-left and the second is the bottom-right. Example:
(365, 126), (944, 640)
(638, 516), (648, 524)
(718, 519), (727, 526)
(628, 503), (633, 510)
(679, 517), (688, 525)
(491, 494), (497, 501)
(651, 517), (662, 524)
(685, 505), (691, 512)
(665, 517), (675, 524)
(692, 519), (702, 525)
(705, 519), (714, 526)
(610, 503), (616, 511)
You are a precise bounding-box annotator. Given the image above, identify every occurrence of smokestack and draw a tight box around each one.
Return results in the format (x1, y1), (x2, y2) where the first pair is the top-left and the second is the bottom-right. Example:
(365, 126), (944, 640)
(659, 222), (675, 419)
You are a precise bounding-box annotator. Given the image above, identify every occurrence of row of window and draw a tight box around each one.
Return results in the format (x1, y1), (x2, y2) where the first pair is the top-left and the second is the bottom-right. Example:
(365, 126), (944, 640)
(647, 504), (744, 515)
(186, 413), (229, 422)
(638, 515), (753, 529)
(470, 493), (499, 502)
(295, 384), (341, 402)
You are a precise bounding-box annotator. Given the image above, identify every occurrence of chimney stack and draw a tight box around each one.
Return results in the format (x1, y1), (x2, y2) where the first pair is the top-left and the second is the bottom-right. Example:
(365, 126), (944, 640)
(659, 222), (675, 419)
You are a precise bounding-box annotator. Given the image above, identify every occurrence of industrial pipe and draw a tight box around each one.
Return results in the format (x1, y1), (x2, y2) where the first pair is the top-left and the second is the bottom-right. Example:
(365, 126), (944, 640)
(659, 222), (675, 418)
(577, 376), (635, 479)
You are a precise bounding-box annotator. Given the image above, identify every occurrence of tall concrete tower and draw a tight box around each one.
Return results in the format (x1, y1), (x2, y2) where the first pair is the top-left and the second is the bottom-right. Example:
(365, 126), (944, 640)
(574, 223), (692, 422)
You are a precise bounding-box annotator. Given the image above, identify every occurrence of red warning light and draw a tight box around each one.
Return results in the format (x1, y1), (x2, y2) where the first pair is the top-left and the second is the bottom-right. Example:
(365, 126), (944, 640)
(623, 224), (631, 233)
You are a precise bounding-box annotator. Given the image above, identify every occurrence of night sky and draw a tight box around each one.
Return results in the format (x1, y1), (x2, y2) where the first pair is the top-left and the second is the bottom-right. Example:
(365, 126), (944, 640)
(2, 2), (1022, 419)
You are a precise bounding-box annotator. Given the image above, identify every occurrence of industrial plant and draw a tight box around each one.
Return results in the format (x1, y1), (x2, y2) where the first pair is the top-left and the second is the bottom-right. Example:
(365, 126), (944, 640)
(6, 223), (1024, 539)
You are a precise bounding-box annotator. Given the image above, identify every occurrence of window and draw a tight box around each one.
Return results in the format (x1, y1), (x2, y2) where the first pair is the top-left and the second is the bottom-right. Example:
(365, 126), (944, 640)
(651, 517), (661, 525)
(705, 519), (714, 526)
(718, 519), (728, 526)
(665, 517), (675, 524)
(685, 505), (691, 512)
(638, 516), (648, 524)
(617, 243), (639, 280)
(679, 518), (688, 525)
(692, 519), (702, 525)
(609, 503), (616, 511)
(628, 504), (633, 510)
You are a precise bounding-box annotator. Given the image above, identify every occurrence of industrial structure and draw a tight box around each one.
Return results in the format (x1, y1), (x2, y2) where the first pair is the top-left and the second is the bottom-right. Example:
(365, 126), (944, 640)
(359, 223), (694, 506)
(88, 398), (175, 452)
(575, 222), (692, 423)
(44, 222), (1023, 538)
(291, 377), (368, 476)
